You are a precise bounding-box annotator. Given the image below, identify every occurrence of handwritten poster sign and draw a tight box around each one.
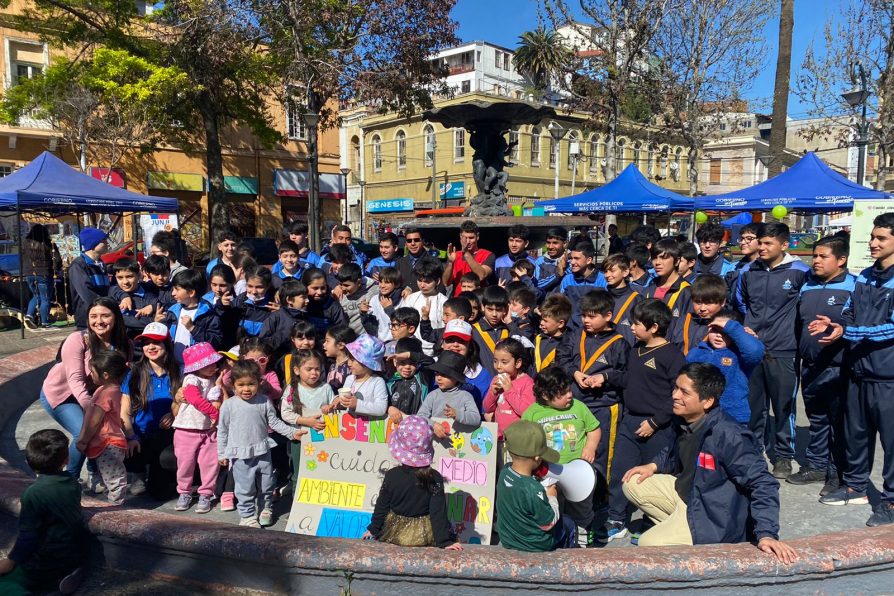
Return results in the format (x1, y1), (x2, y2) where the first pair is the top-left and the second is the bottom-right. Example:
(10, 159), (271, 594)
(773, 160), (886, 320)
(848, 200), (893, 274)
(284, 413), (498, 545)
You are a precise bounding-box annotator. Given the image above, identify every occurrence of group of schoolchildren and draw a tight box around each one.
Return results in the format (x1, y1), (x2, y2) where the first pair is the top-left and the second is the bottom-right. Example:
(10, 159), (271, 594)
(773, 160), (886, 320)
(8, 211), (894, 592)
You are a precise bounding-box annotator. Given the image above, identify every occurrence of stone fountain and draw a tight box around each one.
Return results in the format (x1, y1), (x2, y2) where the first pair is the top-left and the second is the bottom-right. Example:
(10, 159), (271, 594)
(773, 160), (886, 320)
(423, 99), (556, 217)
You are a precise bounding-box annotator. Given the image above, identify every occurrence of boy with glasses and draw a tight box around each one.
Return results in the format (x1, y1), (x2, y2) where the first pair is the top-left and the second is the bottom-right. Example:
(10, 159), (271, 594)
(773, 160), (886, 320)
(728, 222), (764, 311)
(695, 224), (735, 277)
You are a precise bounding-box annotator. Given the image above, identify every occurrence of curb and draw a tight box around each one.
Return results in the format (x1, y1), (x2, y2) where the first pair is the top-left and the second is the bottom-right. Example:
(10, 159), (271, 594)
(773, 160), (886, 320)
(1, 344), (893, 593)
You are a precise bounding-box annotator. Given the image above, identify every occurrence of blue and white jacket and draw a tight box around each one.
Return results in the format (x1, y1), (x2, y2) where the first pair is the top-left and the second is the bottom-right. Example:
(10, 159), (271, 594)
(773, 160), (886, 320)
(843, 263), (894, 381)
(163, 299), (223, 349)
(797, 270), (855, 367)
(494, 251), (536, 285)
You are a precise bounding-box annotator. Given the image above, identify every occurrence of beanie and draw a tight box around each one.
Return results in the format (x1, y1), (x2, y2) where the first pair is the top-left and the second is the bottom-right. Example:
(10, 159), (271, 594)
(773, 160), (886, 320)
(79, 227), (108, 252)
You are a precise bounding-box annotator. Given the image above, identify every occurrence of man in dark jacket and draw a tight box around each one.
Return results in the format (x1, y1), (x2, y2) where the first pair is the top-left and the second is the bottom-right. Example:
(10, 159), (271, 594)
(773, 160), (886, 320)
(621, 363), (796, 564)
(68, 227), (110, 329)
(395, 227), (440, 294)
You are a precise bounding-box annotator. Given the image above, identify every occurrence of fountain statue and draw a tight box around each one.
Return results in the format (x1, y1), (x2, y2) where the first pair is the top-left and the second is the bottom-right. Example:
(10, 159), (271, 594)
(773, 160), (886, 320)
(423, 99), (556, 217)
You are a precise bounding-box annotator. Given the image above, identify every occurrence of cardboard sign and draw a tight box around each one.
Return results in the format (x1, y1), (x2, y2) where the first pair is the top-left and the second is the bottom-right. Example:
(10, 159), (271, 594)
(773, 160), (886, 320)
(284, 413), (498, 545)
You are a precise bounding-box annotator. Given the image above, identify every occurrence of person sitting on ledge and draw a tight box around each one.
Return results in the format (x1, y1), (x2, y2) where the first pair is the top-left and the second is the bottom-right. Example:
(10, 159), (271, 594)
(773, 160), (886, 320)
(621, 362), (797, 564)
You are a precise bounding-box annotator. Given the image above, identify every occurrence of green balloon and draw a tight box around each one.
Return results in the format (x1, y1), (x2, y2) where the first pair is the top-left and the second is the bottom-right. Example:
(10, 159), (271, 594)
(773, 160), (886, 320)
(695, 211), (708, 224)
(772, 205), (788, 220)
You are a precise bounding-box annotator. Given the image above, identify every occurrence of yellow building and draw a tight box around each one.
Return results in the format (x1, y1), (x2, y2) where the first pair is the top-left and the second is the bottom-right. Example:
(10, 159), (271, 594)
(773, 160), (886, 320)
(0, 1), (343, 255)
(342, 92), (692, 238)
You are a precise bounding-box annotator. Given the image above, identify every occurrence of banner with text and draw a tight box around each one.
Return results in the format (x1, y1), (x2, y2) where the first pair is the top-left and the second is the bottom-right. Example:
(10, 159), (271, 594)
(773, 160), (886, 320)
(284, 413), (498, 544)
(848, 200), (892, 274)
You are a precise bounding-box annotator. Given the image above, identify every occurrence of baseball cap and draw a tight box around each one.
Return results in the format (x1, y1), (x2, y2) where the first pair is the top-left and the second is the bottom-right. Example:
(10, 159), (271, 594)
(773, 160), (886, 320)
(135, 322), (169, 342)
(443, 319), (472, 342)
(503, 420), (560, 463)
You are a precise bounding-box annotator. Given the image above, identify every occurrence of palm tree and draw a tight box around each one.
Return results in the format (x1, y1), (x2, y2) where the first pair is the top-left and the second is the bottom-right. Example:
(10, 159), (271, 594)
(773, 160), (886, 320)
(514, 27), (572, 99)
(768, 0), (794, 178)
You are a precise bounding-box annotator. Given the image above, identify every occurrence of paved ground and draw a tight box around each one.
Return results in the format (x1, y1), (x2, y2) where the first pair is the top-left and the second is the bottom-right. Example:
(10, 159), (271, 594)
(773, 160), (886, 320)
(0, 324), (72, 357)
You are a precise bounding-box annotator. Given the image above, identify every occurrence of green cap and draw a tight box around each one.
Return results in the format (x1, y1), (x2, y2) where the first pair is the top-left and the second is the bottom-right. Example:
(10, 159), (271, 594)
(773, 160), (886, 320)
(504, 421), (560, 463)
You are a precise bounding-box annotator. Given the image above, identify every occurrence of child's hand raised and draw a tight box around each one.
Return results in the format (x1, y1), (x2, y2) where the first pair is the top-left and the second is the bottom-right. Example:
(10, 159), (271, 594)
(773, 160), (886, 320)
(221, 290), (233, 306)
(421, 298), (431, 320)
(359, 298), (370, 313)
(154, 308), (166, 323)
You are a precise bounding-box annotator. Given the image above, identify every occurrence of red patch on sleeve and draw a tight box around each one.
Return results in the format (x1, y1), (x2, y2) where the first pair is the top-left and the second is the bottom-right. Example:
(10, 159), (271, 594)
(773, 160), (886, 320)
(698, 452), (716, 470)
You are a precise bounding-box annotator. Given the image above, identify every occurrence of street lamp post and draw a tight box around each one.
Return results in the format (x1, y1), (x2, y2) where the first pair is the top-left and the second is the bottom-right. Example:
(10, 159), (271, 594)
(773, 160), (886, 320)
(340, 166), (351, 228)
(358, 180), (366, 240)
(841, 62), (870, 187)
(548, 121), (565, 199)
(304, 112), (321, 252)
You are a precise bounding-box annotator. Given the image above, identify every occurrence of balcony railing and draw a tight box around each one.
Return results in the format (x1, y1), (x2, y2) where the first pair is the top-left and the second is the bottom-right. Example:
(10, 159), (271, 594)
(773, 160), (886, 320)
(447, 64), (474, 76)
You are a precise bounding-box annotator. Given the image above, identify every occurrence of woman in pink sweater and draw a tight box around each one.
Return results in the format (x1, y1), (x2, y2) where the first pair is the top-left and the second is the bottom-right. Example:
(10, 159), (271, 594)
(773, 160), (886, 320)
(40, 297), (130, 485)
(483, 338), (535, 441)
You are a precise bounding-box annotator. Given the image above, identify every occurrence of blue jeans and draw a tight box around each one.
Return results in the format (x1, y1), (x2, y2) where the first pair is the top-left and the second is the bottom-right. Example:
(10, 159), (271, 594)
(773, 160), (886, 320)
(26, 274), (52, 323)
(38, 390), (96, 477)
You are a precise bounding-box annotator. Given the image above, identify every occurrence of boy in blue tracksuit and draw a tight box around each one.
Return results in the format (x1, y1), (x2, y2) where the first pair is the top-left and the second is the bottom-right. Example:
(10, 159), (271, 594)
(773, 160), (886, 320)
(272, 222), (322, 275)
(495, 224), (536, 285)
(109, 258), (158, 340)
(320, 224), (367, 269)
(260, 279), (308, 359)
(558, 241), (607, 328)
(534, 227), (567, 295)
(686, 309), (764, 425)
(365, 232), (400, 279)
(621, 363), (795, 564)
(233, 267), (274, 339)
(272, 240), (305, 290)
(158, 269), (222, 362)
(695, 223), (735, 277)
(727, 222), (763, 311)
(788, 236), (854, 494)
(819, 213), (894, 527)
(738, 222), (810, 479)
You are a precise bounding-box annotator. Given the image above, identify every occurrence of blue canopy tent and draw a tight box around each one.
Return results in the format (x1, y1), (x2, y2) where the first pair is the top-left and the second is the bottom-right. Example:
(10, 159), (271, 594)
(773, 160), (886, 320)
(0, 151), (179, 336)
(721, 212), (752, 228)
(695, 152), (890, 211)
(535, 164), (694, 213)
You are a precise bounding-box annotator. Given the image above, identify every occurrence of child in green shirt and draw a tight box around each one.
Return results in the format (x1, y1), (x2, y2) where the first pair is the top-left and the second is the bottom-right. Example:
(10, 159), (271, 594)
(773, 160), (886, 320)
(522, 366), (601, 547)
(495, 420), (577, 552)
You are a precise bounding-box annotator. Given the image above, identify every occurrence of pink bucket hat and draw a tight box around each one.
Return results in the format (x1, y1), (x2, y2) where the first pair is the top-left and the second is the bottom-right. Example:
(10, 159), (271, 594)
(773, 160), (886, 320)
(182, 342), (222, 374)
(345, 333), (385, 372)
(389, 415), (434, 468)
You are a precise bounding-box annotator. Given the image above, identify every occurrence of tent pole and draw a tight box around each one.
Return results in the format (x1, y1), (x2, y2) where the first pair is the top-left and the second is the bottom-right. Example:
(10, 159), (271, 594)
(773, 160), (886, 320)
(16, 198), (24, 339)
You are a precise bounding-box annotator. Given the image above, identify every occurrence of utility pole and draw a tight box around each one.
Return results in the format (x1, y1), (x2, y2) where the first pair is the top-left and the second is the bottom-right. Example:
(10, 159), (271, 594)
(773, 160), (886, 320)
(430, 133), (438, 207)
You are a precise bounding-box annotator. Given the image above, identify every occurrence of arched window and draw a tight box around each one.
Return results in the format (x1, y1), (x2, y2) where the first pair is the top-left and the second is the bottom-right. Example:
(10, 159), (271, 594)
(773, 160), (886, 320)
(396, 130), (407, 169)
(672, 147), (683, 180)
(660, 145), (669, 178)
(372, 135), (382, 171)
(633, 141), (642, 171)
(616, 138), (627, 169)
(530, 126), (541, 166)
(423, 124), (435, 166)
(589, 135), (599, 174)
(647, 144), (655, 177)
(508, 127), (520, 164)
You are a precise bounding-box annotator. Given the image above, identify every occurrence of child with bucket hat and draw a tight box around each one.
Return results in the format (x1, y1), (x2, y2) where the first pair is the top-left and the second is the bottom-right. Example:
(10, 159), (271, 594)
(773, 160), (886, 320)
(324, 333), (388, 417)
(172, 342), (223, 514)
(417, 351), (481, 438)
(363, 416), (462, 549)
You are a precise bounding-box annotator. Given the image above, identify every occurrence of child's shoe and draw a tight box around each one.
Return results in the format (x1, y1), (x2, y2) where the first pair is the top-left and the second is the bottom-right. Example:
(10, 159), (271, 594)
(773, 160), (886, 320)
(175, 493), (193, 511)
(58, 566), (84, 595)
(576, 524), (595, 548)
(87, 471), (107, 494)
(602, 520), (628, 542)
(128, 474), (147, 496)
(195, 495), (213, 514)
(220, 491), (236, 511)
(259, 508), (274, 527)
(239, 516), (261, 528)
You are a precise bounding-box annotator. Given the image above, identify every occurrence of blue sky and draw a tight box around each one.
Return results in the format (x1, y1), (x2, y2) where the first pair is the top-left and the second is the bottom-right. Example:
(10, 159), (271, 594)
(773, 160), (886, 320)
(451, 0), (843, 117)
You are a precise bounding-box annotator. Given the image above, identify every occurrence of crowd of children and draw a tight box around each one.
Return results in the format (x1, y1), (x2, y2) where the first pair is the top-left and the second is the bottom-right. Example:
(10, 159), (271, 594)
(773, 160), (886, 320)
(13, 212), (894, 590)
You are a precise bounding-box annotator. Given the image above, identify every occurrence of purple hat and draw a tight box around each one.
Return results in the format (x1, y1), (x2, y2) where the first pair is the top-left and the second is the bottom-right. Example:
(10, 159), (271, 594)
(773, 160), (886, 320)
(389, 415), (434, 468)
(345, 333), (385, 372)
(182, 342), (222, 374)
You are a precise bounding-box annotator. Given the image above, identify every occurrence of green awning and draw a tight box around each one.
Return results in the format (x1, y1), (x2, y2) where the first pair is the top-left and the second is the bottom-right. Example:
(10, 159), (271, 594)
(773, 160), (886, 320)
(223, 176), (258, 195)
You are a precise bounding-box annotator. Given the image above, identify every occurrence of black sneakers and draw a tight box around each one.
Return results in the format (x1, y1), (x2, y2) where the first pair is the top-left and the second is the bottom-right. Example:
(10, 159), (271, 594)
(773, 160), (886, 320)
(772, 459), (793, 479)
(786, 466), (826, 485)
(867, 502), (894, 527)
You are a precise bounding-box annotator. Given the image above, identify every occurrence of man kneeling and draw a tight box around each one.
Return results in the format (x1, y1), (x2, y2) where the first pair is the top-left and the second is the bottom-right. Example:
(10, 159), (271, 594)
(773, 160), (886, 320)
(622, 362), (797, 563)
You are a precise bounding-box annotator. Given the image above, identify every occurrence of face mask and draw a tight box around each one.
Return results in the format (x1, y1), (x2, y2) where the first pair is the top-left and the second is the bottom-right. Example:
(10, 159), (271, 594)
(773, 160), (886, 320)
(510, 310), (521, 320)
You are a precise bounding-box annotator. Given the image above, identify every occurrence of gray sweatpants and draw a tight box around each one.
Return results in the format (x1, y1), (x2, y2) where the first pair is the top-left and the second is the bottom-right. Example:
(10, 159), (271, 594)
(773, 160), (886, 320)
(232, 453), (274, 519)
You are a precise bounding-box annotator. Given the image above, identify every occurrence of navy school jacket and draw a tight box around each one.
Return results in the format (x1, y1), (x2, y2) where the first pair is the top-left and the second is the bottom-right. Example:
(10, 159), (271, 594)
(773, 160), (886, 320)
(68, 253), (110, 328)
(233, 293), (273, 338)
(109, 284), (158, 337)
(558, 268), (608, 330)
(843, 263), (894, 381)
(797, 270), (855, 367)
(608, 284), (643, 346)
(305, 296), (348, 336)
(643, 278), (692, 349)
(494, 252), (536, 285)
(695, 254), (736, 277)
(556, 327), (629, 408)
(738, 254), (811, 357)
(164, 299), (223, 349)
(260, 305), (307, 358)
(652, 407), (781, 545)
(534, 254), (564, 295)
(201, 291), (241, 349)
(471, 320), (510, 376)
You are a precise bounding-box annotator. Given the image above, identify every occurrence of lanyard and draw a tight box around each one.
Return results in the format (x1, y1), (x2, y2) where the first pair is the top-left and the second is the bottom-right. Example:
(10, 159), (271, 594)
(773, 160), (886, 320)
(535, 335), (556, 371)
(474, 322), (508, 354)
(613, 292), (638, 324)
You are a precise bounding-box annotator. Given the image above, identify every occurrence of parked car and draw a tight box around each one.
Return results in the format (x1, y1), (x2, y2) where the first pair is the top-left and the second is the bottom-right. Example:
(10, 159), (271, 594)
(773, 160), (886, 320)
(100, 240), (145, 266)
(352, 237), (379, 261)
(240, 237), (279, 266)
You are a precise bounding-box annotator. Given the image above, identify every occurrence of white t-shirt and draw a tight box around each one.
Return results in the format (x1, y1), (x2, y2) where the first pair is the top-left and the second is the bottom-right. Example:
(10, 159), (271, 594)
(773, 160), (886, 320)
(174, 306), (198, 362)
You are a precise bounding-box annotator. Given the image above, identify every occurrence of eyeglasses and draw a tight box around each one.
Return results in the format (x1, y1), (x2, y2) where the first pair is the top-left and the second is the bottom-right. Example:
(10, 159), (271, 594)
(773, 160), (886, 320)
(739, 236), (757, 243)
(389, 322), (407, 329)
(405, 238), (422, 243)
(246, 355), (269, 366)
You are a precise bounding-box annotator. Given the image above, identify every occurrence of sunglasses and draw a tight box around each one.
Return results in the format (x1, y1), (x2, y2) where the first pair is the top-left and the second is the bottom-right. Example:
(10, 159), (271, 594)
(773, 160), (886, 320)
(405, 238), (422, 243)
(246, 355), (269, 366)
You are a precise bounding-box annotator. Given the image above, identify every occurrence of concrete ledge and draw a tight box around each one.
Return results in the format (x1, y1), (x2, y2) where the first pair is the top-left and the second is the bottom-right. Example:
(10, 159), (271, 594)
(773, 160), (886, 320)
(2, 344), (894, 593)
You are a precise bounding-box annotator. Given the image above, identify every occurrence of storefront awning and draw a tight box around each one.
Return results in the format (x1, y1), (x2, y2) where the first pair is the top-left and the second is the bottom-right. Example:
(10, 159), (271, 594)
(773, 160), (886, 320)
(221, 176), (258, 195)
(89, 167), (125, 188)
(148, 171), (204, 192)
(274, 169), (345, 199)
